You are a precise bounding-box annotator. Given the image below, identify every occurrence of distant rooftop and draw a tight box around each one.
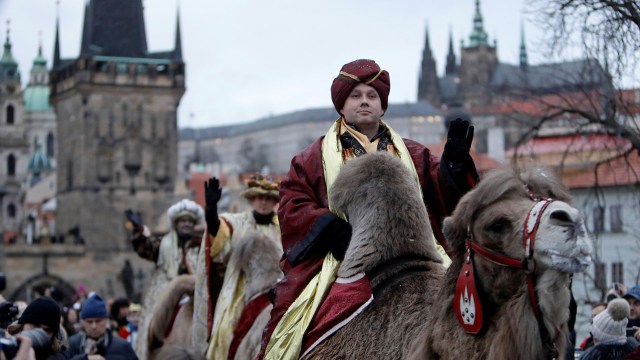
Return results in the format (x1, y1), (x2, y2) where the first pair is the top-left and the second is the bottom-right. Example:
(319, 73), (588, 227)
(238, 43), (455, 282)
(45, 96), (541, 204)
(180, 101), (441, 140)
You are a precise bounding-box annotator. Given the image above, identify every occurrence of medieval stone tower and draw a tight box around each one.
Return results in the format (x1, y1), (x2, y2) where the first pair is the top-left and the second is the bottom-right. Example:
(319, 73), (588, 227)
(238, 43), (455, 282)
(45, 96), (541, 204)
(46, 0), (184, 289)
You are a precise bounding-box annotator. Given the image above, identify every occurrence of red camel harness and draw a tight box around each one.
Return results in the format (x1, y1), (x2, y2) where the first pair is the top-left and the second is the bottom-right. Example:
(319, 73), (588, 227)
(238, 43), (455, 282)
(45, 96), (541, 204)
(454, 189), (561, 358)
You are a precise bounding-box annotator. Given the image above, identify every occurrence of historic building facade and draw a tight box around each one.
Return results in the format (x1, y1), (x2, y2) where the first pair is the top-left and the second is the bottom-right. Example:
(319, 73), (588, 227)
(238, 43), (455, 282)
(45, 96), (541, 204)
(2, 0), (185, 302)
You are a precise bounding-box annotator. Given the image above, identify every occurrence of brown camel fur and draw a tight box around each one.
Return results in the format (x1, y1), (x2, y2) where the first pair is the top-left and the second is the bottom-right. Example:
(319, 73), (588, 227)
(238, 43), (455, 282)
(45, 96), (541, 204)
(408, 166), (592, 360)
(148, 274), (195, 360)
(304, 153), (591, 360)
(230, 231), (283, 360)
(303, 152), (446, 359)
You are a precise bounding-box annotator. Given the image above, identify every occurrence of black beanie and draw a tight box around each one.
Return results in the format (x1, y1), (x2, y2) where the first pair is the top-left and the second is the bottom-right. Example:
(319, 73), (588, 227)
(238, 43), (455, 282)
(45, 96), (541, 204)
(18, 296), (61, 334)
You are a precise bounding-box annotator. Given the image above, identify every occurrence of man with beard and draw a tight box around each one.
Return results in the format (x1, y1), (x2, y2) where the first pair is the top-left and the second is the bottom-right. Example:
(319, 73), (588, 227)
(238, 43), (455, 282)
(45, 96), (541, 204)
(126, 199), (204, 359)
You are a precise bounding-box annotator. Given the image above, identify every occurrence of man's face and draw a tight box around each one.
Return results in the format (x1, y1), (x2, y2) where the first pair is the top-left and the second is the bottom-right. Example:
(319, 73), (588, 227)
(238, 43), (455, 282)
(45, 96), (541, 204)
(626, 297), (640, 319)
(340, 83), (384, 128)
(251, 196), (277, 215)
(82, 317), (107, 339)
(175, 217), (195, 236)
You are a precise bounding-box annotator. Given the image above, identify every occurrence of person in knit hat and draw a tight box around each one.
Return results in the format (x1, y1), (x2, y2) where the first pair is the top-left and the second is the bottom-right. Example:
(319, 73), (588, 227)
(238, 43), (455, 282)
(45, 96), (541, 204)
(125, 198), (204, 359)
(256, 59), (478, 359)
(581, 298), (639, 360)
(7, 296), (67, 360)
(65, 294), (138, 360)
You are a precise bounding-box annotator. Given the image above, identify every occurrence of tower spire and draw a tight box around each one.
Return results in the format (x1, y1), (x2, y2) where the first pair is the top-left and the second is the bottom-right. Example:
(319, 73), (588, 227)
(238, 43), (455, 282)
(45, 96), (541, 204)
(423, 22), (432, 55)
(53, 7), (61, 69)
(446, 28), (457, 75)
(519, 22), (528, 69)
(173, 7), (183, 61)
(0, 18), (20, 82)
(468, 0), (489, 48)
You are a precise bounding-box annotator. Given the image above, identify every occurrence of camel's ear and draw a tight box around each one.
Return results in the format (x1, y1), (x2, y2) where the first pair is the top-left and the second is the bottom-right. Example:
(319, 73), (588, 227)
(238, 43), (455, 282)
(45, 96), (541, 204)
(443, 216), (466, 252)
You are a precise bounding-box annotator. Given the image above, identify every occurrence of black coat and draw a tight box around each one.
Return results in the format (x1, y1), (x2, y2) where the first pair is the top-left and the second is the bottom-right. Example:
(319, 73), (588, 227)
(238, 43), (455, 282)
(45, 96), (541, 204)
(580, 339), (638, 360)
(65, 330), (138, 360)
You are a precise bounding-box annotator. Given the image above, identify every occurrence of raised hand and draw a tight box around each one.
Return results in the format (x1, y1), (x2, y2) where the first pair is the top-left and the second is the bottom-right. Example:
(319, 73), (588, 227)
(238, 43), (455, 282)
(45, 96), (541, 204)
(204, 177), (223, 210)
(124, 209), (144, 233)
(442, 118), (474, 166)
(204, 177), (222, 235)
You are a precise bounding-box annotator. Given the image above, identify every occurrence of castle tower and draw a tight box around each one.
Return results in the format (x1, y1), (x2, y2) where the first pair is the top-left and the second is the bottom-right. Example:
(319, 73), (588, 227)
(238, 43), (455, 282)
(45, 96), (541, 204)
(417, 24), (441, 107)
(458, 0), (498, 107)
(50, 0), (185, 253)
(0, 23), (29, 238)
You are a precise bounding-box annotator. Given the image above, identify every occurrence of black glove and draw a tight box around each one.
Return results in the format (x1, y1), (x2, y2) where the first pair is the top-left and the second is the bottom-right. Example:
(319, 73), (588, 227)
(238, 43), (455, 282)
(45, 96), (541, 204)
(442, 118), (474, 167)
(326, 216), (352, 261)
(204, 177), (222, 236)
(287, 214), (352, 266)
(124, 209), (143, 233)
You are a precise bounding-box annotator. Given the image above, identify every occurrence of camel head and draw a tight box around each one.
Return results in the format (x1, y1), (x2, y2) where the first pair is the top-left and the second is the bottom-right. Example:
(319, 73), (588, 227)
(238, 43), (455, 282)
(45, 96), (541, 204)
(443, 166), (592, 303)
(330, 152), (442, 277)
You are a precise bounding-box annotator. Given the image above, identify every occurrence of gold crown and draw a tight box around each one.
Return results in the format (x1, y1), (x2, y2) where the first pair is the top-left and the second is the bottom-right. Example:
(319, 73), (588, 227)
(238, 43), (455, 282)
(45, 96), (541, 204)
(241, 174), (280, 200)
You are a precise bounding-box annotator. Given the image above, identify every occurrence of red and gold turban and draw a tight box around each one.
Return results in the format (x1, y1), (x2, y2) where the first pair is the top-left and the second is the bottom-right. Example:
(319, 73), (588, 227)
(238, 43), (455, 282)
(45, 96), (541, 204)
(331, 59), (390, 115)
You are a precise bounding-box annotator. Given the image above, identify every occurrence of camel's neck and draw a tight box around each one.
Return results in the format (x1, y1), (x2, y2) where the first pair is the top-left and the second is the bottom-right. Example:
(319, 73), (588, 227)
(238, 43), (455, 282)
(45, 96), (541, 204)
(367, 255), (434, 297)
(441, 260), (570, 359)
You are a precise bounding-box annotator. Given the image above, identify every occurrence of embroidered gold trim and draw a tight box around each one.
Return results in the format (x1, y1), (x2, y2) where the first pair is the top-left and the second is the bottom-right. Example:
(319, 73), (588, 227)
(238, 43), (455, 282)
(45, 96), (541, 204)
(339, 71), (360, 82)
(364, 69), (383, 85)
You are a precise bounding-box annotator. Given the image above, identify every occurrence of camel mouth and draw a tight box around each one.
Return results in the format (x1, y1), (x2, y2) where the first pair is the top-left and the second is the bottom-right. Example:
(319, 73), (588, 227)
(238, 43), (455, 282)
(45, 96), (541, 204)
(540, 250), (591, 273)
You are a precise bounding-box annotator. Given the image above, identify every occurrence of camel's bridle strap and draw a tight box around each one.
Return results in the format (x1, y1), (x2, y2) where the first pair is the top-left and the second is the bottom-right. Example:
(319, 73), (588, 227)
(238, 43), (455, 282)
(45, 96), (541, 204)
(467, 195), (555, 320)
(456, 186), (557, 329)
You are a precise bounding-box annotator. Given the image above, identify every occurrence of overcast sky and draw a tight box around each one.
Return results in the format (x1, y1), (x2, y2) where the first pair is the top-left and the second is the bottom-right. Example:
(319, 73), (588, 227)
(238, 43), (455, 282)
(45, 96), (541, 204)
(2, 0), (553, 128)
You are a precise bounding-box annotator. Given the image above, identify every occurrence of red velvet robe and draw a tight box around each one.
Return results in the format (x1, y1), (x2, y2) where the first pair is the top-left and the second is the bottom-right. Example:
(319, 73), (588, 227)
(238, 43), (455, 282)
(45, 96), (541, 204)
(257, 136), (475, 358)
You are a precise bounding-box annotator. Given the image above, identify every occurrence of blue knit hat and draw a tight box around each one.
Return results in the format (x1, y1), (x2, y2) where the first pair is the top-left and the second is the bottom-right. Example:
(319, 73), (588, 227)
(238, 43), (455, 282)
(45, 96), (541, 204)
(80, 294), (108, 319)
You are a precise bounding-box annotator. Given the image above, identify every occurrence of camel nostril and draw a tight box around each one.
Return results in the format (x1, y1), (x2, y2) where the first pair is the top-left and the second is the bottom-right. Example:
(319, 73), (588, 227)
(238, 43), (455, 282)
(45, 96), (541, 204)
(550, 210), (573, 223)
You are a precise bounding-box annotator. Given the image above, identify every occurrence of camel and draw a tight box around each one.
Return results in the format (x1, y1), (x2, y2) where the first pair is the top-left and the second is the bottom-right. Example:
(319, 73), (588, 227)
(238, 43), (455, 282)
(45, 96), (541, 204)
(147, 274), (196, 360)
(302, 152), (591, 360)
(226, 231), (283, 360)
(148, 231), (282, 360)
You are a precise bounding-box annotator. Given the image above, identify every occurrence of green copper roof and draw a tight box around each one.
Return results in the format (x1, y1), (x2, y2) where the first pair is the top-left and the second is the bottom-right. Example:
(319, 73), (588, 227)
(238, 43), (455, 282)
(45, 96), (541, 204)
(1, 30), (20, 82)
(24, 85), (53, 112)
(467, 0), (490, 48)
(1, 36), (17, 64)
(32, 45), (47, 71)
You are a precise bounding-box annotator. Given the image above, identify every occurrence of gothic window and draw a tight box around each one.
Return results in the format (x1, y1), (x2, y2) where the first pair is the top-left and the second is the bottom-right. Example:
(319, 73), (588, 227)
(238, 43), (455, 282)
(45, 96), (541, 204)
(592, 206), (604, 234)
(7, 203), (16, 218)
(7, 154), (16, 176)
(610, 205), (623, 233)
(46, 133), (54, 157)
(612, 262), (624, 285)
(6, 105), (14, 125)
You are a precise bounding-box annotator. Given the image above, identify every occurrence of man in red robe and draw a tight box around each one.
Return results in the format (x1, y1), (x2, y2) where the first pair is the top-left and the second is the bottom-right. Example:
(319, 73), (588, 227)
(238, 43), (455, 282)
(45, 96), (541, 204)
(258, 59), (478, 359)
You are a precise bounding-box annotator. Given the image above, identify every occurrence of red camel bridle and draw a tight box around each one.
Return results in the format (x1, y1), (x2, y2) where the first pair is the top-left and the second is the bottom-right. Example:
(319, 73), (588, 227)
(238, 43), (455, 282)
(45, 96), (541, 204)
(454, 188), (557, 339)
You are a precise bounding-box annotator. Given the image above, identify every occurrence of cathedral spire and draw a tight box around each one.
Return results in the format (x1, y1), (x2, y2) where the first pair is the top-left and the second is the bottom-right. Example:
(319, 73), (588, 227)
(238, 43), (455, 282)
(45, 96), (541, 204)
(173, 7), (183, 61)
(53, 14), (61, 69)
(423, 23), (432, 56)
(446, 29), (457, 75)
(468, 0), (489, 48)
(417, 22), (440, 105)
(519, 22), (528, 69)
